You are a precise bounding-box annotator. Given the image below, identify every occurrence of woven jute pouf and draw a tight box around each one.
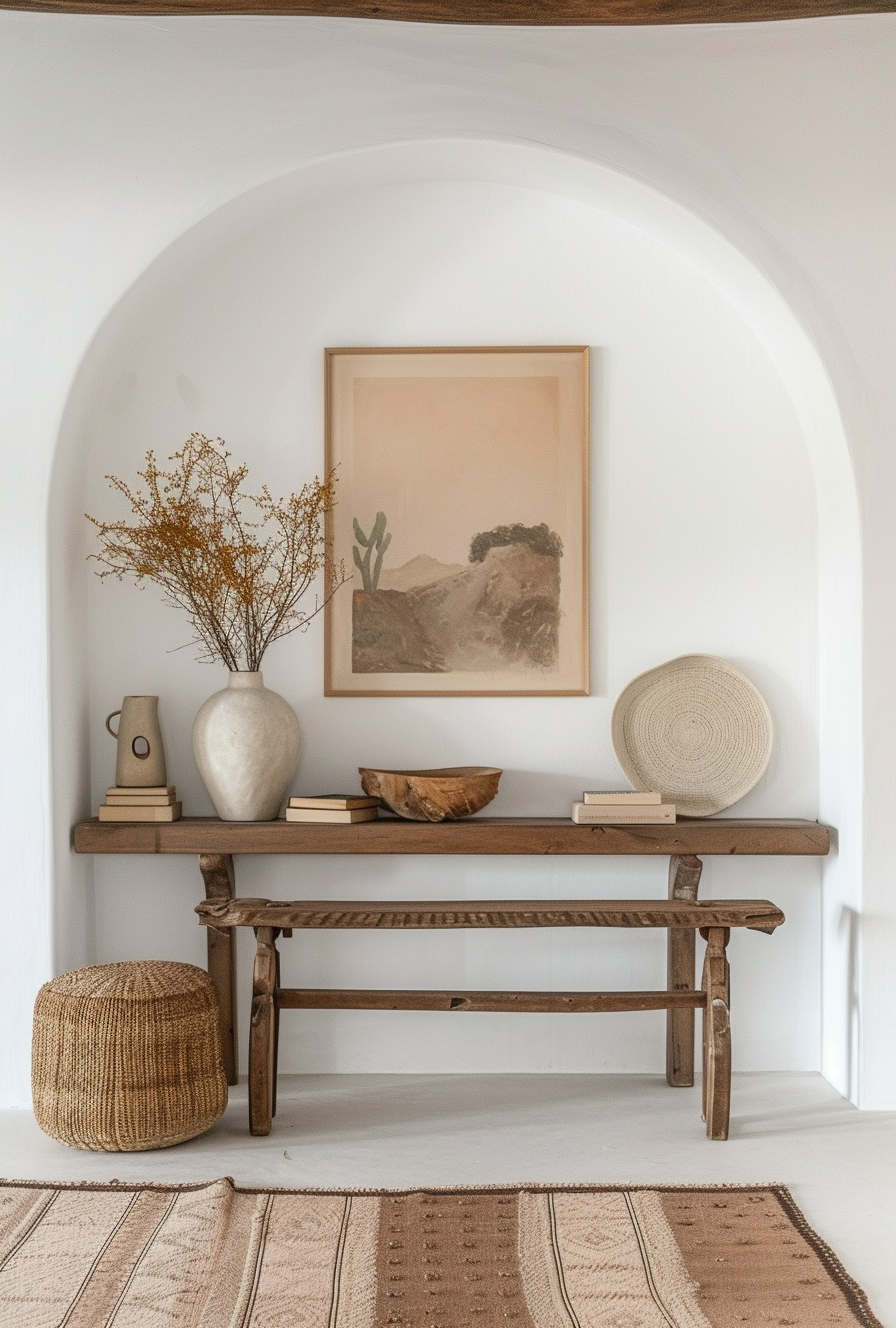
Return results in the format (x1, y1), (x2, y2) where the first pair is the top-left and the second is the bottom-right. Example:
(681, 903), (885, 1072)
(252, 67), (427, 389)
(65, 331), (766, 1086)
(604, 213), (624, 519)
(32, 961), (227, 1151)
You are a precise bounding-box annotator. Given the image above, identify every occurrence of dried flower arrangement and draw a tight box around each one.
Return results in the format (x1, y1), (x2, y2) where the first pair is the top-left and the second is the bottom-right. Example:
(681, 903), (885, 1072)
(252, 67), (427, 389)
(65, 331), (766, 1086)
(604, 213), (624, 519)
(86, 433), (346, 672)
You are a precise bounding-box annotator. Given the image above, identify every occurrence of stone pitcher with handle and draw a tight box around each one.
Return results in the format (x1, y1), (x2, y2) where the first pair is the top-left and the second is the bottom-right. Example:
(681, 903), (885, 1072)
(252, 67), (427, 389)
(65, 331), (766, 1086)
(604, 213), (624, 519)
(105, 696), (168, 788)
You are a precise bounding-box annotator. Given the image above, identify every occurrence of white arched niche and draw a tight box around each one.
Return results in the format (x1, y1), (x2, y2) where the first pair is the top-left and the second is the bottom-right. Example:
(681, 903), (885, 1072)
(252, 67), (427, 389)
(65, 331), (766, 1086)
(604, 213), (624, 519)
(50, 140), (861, 1099)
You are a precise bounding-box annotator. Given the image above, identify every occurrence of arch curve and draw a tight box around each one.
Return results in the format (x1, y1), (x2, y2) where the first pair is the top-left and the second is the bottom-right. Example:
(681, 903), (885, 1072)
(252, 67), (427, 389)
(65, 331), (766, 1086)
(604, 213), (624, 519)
(50, 137), (861, 1099)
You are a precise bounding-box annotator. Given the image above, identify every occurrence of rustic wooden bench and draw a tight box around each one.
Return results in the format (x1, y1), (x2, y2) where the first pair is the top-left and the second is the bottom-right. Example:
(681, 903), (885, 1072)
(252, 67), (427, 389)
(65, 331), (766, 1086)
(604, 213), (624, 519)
(196, 895), (786, 1141)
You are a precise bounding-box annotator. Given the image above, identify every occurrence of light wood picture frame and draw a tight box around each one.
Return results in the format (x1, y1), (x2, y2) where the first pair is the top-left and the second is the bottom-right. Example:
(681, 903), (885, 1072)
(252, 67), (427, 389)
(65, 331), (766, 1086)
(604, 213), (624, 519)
(324, 346), (590, 697)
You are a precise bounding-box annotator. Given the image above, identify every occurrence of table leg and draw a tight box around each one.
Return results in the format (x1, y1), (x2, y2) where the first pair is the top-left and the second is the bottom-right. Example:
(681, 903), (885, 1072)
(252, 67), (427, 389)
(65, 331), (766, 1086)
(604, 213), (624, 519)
(249, 926), (279, 1137)
(198, 853), (238, 1086)
(701, 926), (732, 1140)
(666, 854), (703, 1086)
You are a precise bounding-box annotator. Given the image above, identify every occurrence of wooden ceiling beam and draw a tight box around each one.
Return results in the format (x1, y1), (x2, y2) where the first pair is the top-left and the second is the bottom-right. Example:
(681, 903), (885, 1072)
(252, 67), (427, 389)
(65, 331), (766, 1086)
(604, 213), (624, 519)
(3, 0), (895, 21)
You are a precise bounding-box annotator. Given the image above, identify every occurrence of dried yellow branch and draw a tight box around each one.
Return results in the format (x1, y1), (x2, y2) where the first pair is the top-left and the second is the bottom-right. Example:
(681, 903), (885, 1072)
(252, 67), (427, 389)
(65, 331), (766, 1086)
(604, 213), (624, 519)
(86, 434), (346, 671)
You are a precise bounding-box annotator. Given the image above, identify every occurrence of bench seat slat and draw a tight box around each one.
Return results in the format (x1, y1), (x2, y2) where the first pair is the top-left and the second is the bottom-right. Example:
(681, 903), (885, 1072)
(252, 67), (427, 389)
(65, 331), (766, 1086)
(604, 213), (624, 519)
(197, 897), (785, 932)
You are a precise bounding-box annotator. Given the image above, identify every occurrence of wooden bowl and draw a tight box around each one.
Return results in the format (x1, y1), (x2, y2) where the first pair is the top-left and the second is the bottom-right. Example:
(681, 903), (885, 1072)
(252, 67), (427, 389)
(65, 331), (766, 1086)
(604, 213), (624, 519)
(358, 766), (502, 822)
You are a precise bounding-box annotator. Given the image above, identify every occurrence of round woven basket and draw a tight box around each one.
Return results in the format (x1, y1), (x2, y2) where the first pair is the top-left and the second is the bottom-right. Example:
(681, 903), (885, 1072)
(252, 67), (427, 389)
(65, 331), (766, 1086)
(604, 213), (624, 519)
(32, 960), (227, 1152)
(611, 654), (773, 817)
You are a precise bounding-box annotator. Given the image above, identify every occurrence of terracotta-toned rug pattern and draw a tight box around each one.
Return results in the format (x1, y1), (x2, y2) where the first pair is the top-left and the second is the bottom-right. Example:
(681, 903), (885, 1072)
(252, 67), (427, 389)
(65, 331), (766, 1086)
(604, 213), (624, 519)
(0, 1181), (882, 1328)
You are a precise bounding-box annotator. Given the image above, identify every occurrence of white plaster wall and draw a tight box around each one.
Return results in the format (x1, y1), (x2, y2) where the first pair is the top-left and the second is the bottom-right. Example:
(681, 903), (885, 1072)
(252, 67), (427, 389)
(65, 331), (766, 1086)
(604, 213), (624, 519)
(78, 178), (820, 1074)
(3, 12), (891, 1105)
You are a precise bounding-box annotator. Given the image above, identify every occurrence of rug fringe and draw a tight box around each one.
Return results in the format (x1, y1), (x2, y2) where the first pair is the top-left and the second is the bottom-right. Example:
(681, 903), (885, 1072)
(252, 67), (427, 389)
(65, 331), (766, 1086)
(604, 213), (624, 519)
(0, 1176), (789, 1196)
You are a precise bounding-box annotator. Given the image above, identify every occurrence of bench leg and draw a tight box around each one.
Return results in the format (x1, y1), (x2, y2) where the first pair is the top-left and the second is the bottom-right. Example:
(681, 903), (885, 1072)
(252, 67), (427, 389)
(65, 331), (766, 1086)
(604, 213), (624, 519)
(666, 854), (703, 1086)
(249, 926), (279, 1136)
(272, 944), (281, 1119)
(701, 926), (731, 1140)
(199, 853), (238, 1086)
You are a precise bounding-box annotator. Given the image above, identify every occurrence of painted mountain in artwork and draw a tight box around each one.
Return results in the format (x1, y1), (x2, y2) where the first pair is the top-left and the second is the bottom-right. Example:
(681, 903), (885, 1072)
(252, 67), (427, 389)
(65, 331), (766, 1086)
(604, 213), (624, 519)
(352, 524), (563, 674)
(376, 554), (467, 593)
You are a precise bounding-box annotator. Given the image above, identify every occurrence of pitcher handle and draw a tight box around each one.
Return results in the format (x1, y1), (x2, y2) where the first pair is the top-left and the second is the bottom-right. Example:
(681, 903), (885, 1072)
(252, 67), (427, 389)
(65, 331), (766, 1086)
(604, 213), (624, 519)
(105, 710), (121, 739)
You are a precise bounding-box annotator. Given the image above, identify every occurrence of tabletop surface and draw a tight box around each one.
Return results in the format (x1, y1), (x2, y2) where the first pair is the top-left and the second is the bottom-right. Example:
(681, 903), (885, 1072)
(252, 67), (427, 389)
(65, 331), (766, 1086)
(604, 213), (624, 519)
(74, 816), (831, 857)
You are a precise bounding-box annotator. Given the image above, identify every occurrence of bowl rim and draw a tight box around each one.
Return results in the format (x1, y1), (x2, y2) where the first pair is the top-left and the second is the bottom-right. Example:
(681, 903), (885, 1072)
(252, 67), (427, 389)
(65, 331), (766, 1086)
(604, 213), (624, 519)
(358, 766), (502, 780)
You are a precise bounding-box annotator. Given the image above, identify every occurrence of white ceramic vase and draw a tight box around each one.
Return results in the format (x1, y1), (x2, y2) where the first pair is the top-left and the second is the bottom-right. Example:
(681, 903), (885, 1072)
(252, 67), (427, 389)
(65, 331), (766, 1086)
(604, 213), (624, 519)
(192, 671), (300, 821)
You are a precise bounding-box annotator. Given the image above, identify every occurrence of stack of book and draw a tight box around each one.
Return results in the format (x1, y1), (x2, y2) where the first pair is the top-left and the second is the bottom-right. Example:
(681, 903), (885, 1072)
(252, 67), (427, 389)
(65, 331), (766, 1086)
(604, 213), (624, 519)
(98, 786), (182, 822)
(571, 790), (675, 824)
(285, 794), (380, 824)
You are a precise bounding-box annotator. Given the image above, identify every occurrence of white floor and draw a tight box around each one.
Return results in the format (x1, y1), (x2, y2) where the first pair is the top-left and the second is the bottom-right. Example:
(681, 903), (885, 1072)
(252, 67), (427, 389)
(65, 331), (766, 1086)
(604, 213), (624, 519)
(2, 1073), (894, 1324)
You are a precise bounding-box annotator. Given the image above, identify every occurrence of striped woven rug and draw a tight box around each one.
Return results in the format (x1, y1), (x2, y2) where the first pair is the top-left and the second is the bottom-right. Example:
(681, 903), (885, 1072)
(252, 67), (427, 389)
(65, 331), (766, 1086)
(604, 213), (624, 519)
(0, 1180), (882, 1328)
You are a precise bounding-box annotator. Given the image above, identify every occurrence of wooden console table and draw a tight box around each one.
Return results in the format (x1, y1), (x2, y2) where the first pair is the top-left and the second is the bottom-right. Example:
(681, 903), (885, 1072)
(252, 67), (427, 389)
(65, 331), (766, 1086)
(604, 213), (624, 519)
(74, 816), (829, 1130)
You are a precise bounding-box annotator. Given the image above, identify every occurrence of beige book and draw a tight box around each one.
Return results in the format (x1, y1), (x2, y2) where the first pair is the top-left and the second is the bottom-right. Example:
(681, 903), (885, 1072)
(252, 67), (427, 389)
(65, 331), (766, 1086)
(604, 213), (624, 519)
(98, 803), (182, 822)
(105, 791), (177, 806)
(105, 786), (175, 798)
(571, 802), (675, 824)
(288, 795), (379, 810)
(582, 790), (662, 805)
(285, 807), (379, 824)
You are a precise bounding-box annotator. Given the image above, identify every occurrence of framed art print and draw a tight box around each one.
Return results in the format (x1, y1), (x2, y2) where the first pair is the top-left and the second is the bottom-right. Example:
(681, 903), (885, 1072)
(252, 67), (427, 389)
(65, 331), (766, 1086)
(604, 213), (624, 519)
(324, 346), (589, 696)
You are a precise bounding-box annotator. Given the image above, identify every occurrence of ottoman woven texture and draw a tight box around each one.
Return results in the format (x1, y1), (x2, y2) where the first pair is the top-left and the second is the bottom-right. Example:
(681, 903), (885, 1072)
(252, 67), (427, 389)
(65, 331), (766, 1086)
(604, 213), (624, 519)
(32, 960), (227, 1152)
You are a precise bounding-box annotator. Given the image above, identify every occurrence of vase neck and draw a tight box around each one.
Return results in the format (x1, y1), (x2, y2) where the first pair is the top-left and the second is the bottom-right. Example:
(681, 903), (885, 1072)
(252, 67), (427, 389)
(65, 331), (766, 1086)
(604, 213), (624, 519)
(227, 671), (264, 690)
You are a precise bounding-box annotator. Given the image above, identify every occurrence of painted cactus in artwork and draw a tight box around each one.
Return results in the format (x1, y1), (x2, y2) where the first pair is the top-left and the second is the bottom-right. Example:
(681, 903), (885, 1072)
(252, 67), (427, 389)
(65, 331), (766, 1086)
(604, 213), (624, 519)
(352, 512), (392, 594)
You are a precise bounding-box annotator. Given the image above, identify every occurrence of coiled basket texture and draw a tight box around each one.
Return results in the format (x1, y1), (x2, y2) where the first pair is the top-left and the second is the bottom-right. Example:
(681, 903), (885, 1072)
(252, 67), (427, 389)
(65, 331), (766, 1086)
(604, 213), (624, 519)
(32, 960), (227, 1152)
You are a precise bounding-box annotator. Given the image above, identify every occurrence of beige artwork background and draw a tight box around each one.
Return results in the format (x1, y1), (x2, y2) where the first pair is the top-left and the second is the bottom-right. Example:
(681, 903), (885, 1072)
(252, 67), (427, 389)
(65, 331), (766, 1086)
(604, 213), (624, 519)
(325, 347), (589, 696)
(352, 375), (562, 568)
